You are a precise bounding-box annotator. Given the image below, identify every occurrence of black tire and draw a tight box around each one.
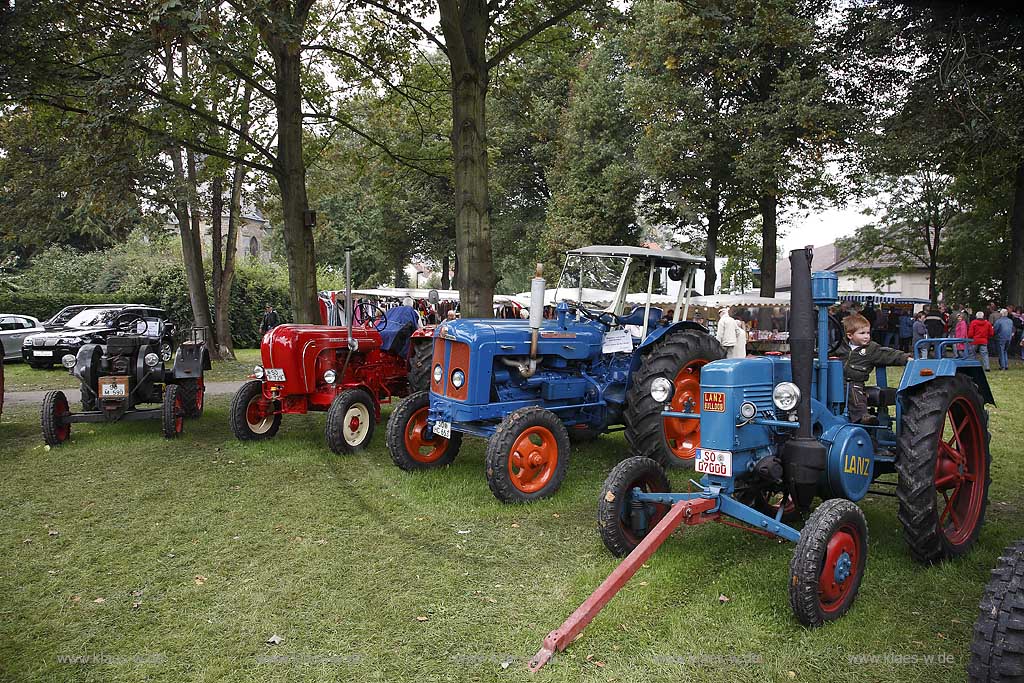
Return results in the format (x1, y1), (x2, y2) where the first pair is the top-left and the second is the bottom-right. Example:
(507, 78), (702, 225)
(408, 339), (433, 393)
(597, 456), (671, 557)
(386, 391), (462, 470)
(896, 373), (991, 563)
(326, 388), (376, 454)
(41, 390), (72, 446)
(485, 407), (570, 504)
(177, 378), (205, 418)
(968, 540), (1024, 682)
(81, 392), (97, 412)
(624, 329), (724, 469)
(229, 379), (281, 441)
(789, 499), (868, 627)
(162, 383), (184, 439)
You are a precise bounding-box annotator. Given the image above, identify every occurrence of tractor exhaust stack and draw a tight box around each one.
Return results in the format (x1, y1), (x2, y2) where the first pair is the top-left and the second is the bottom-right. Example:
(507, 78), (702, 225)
(520, 263), (545, 378)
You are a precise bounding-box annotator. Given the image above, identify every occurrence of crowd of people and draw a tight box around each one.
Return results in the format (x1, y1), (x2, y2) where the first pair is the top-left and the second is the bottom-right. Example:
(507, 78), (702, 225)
(831, 300), (1024, 372)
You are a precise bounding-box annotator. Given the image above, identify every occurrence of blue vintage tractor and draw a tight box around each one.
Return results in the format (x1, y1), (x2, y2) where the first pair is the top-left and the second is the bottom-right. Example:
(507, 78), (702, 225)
(385, 245), (724, 503)
(528, 246), (994, 671)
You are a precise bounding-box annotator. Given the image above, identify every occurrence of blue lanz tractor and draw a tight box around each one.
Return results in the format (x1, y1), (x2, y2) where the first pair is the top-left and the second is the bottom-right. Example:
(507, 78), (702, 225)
(386, 245), (724, 503)
(528, 247), (994, 671)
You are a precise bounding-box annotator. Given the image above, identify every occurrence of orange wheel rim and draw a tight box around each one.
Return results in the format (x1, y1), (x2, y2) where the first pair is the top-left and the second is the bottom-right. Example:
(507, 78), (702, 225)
(507, 426), (558, 493)
(663, 359), (708, 461)
(404, 406), (450, 463)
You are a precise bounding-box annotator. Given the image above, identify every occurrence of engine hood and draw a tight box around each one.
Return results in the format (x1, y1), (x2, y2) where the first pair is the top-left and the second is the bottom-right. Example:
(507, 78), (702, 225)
(436, 318), (605, 355)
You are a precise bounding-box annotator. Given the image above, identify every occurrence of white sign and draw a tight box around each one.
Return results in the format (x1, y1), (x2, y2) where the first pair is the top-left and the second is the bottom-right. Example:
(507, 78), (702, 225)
(602, 328), (634, 354)
(265, 368), (286, 382)
(431, 421), (452, 439)
(695, 449), (733, 477)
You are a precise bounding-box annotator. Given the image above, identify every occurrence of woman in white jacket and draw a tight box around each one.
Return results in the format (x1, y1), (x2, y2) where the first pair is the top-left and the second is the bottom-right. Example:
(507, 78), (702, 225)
(731, 320), (747, 358)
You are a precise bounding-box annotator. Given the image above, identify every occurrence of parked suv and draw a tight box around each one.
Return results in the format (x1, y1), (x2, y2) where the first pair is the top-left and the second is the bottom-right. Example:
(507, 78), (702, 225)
(41, 304), (121, 332)
(1, 314), (44, 360)
(23, 306), (175, 369)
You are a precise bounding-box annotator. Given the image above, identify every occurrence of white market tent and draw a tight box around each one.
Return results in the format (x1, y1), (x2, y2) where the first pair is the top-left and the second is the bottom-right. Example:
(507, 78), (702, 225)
(691, 293), (791, 310)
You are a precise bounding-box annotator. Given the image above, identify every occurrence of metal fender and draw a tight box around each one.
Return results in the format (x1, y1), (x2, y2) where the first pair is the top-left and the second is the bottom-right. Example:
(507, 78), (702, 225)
(898, 359), (995, 406)
(172, 343), (210, 379)
(627, 321), (710, 382)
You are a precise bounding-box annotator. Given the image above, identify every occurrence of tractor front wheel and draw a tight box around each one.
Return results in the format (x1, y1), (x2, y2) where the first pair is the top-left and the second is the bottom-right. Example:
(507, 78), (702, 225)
(177, 378), (205, 418)
(789, 499), (868, 627)
(326, 389), (376, 454)
(597, 456), (671, 557)
(896, 373), (991, 563)
(387, 391), (462, 470)
(161, 383), (185, 439)
(41, 390), (72, 446)
(486, 407), (570, 503)
(968, 540), (1024, 682)
(624, 329), (724, 469)
(408, 339), (433, 393)
(229, 379), (281, 441)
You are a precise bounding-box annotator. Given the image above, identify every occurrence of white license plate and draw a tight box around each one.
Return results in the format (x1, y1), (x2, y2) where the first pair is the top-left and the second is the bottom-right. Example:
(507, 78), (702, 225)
(431, 421), (451, 439)
(265, 368), (286, 381)
(695, 448), (733, 477)
(34, 350), (53, 357)
(100, 377), (128, 398)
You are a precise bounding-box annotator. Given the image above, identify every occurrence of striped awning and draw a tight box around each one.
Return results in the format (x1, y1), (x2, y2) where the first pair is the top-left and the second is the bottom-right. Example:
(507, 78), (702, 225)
(838, 292), (930, 304)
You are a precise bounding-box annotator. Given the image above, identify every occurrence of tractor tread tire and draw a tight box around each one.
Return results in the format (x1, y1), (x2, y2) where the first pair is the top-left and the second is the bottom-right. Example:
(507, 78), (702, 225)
(386, 391), (462, 470)
(624, 329), (724, 469)
(968, 540), (1024, 682)
(788, 499), (868, 627)
(177, 378), (204, 418)
(597, 456), (670, 557)
(896, 374), (991, 564)
(229, 379), (281, 441)
(325, 388), (376, 454)
(41, 390), (70, 447)
(161, 383), (184, 439)
(485, 406), (570, 504)
(408, 340), (433, 394)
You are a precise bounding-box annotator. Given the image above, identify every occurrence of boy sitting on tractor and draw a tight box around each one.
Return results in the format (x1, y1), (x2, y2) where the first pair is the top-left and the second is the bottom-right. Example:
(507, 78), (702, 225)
(837, 313), (910, 424)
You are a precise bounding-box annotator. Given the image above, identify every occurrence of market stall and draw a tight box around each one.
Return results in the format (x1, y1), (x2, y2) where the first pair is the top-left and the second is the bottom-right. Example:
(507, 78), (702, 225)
(690, 293), (792, 353)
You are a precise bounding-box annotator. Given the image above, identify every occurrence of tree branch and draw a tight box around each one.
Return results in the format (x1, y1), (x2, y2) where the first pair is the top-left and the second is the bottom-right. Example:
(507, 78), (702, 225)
(486, 1), (592, 70)
(358, 0), (449, 56)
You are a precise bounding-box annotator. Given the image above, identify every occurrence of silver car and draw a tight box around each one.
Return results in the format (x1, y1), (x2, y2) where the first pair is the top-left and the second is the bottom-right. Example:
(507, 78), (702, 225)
(0, 315), (44, 360)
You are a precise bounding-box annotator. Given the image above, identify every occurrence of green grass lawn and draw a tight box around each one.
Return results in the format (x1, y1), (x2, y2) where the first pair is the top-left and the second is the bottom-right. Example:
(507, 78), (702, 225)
(2, 349), (261, 391)
(1, 365), (1022, 682)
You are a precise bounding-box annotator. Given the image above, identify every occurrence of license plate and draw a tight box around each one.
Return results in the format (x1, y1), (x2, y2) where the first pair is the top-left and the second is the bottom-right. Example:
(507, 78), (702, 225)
(99, 376), (129, 398)
(695, 448), (733, 477)
(265, 368), (286, 381)
(431, 421), (452, 439)
(34, 350), (53, 357)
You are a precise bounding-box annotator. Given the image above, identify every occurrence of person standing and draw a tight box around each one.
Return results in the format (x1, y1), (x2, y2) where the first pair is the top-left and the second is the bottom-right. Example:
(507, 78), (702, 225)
(911, 311), (928, 357)
(260, 304), (280, 336)
(732, 320), (747, 359)
(993, 308), (1014, 370)
(954, 311), (969, 359)
(898, 309), (913, 352)
(716, 307), (739, 357)
(967, 310), (994, 371)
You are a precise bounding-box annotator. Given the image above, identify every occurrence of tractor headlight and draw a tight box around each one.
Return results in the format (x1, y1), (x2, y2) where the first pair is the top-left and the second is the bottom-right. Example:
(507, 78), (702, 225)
(772, 382), (801, 412)
(433, 364), (443, 383)
(253, 365), (265, 379)
(61, 354), (77, 369)
(451, 369), (465, 389)
(650, 377), (674, 403)
(323, 369), (337, 384)
(144, 352), (160, 367)
(739, 401), (757, 420)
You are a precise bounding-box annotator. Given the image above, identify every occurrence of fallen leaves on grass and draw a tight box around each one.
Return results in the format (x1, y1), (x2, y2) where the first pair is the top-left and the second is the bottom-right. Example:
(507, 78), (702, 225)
(416, 616), (429, 622)
(93, 597), (106, 604)
(70, 595), (81, 603)
(266, 634), (284, 645)
(585, 654), (605, 667)
(48, 529), (59, 537)
(717, 594), (731, 604)
(194, 575), (207, 586)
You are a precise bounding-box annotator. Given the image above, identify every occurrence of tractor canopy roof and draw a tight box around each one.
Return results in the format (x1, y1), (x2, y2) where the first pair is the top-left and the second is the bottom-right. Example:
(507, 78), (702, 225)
(567, 245), (704, 267)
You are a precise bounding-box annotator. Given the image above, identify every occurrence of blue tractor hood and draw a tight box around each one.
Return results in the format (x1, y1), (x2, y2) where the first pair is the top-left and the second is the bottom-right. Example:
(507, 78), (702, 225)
(437, 318), (605, 360)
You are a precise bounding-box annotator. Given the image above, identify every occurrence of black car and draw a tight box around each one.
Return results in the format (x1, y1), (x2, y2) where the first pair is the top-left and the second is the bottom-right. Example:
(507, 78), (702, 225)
(41, 304), (121, 332)
(22, 306), (175, 369)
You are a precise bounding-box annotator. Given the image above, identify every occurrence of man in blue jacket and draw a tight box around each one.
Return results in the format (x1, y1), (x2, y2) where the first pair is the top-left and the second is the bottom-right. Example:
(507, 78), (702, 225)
(993, 308), (1015, 370)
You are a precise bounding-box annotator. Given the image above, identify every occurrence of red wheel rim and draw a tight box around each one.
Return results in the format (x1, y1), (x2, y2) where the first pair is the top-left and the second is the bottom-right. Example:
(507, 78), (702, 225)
(245, 395), (276, 434)
(173, 395), (184, 433)
(620, 475), (668, 547)
(55, 395), (70, 442)
(663, 359), (709, 461)
(934, 396), (986, 546)
(818, 523), (861, 613)
(507, 426), (558, 494)
(196, 378), (205, 411)
(403, 406), (450, 464)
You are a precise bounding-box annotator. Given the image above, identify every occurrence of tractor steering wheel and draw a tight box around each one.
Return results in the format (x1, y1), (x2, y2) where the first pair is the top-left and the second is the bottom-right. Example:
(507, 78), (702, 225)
(354, 302), (388, 331)
(115, 313), (147, 335)
(575, 305), (619, 329)
(820, 313), (845, 357)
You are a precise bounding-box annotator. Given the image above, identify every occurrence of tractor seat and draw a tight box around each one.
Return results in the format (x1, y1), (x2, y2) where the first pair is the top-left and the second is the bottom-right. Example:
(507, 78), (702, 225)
(379, 305), (421, 356)
(105, 335), (147, 355)
(865, 386), (898, 410)
(619, 306), (663, 328)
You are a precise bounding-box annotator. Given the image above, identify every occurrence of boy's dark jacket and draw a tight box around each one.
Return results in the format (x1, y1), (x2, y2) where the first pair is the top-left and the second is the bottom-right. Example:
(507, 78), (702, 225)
(834, 341), (908, 383)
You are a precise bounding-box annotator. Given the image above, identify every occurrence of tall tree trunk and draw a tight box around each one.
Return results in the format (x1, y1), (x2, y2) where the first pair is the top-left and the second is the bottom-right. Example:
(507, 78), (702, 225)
(440, 1), (496, 318)
(703, 208), (721, 295)
(758, 193), (777, 297)
(271, 44), (317, 323)
(209, 175), (229, 356)
(216, 161), (244, 359)
(441, 250), (451, 290)
(1007, 159), (1024, 306)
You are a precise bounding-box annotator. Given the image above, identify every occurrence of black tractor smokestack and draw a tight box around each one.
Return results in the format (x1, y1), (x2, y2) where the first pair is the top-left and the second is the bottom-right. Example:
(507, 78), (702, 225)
(782, 247), (826, 510)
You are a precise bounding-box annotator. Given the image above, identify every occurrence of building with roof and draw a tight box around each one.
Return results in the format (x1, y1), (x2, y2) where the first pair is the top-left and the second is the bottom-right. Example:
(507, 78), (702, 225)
(774, 242), (932, 303)
(165, 207), (273, 263)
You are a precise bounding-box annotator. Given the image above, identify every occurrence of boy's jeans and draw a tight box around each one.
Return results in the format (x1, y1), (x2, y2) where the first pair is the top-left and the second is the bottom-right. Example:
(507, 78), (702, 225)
(974, 343), (990, 371)
(996, 339), (1010, 370)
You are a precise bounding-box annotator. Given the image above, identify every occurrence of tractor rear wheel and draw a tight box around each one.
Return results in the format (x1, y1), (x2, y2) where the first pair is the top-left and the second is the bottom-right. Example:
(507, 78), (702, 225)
(789, 499), (868, 627)
(229, 379), (281, 441)
(387, 391), (462, 470)
(486, 407), (570, 503)
(41, 390), (72, 446)
(408, 339), (433, 393)
(624, 329), (724, 469)
(177, 378), (205, 418)
(968, 540), (1024, 682)
(597, 456), (671, 557)
(326, 388), (376, 454)
(896, 373), (991, 563)
(161, 383), (185, 439)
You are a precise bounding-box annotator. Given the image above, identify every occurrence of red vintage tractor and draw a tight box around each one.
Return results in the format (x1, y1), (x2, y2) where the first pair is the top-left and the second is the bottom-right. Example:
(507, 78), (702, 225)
(229, 249), (434, 453)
